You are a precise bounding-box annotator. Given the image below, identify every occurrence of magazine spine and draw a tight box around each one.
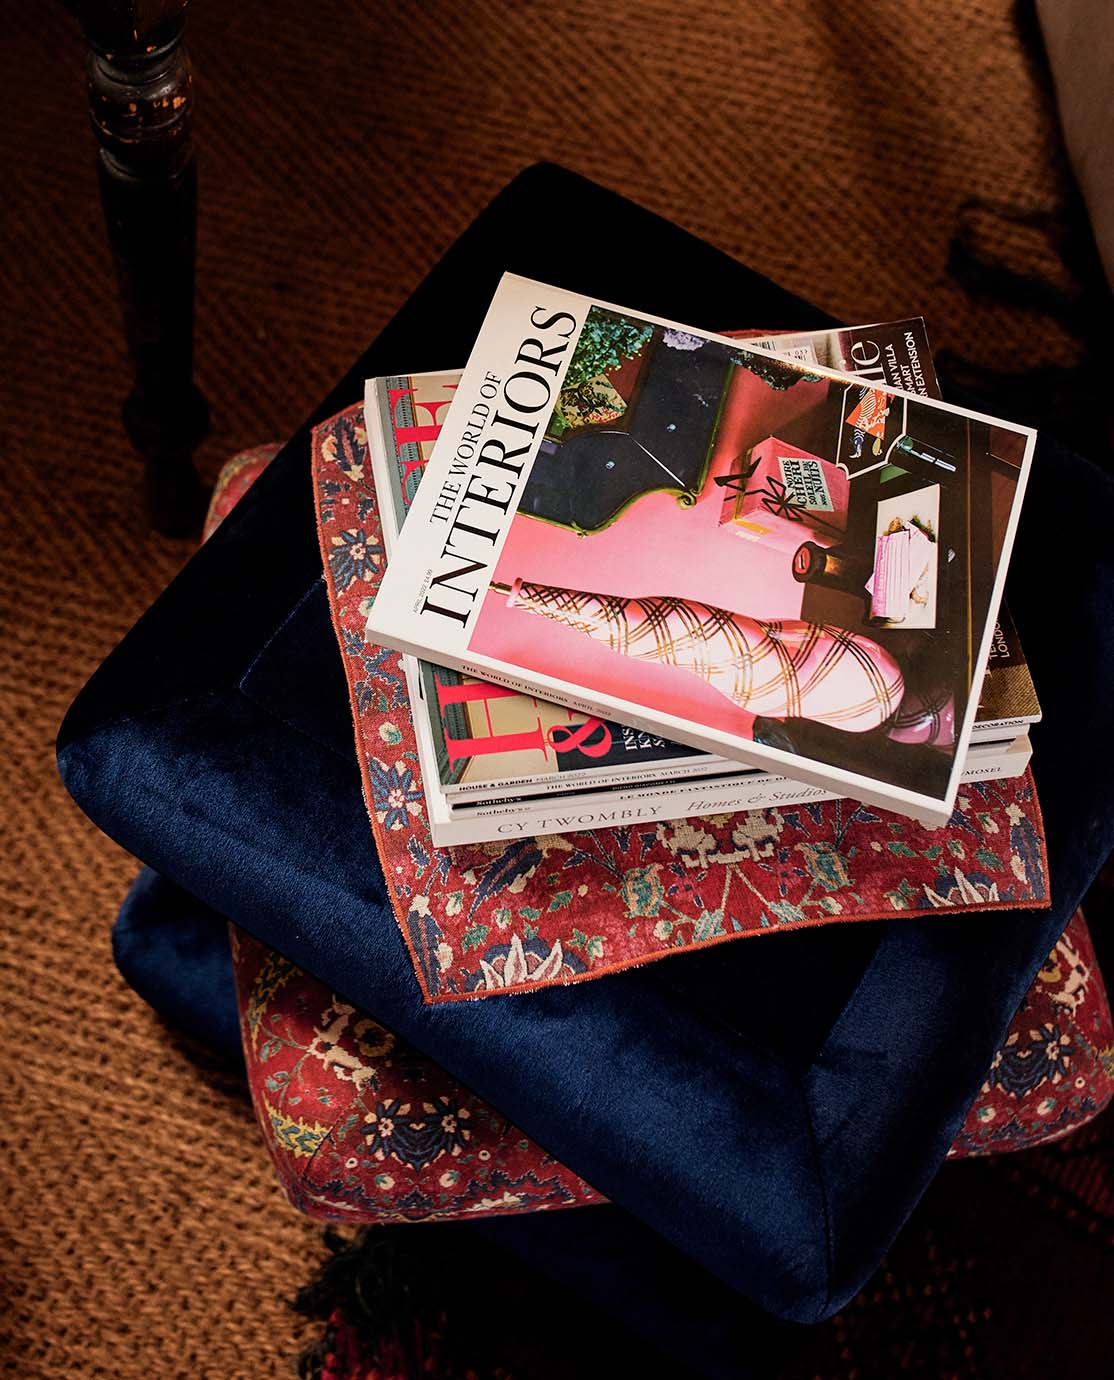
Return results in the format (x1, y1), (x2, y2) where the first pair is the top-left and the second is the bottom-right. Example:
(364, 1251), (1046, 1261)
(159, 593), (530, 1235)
(442, 755), (728, 801)
(429, 736), (1032, 847)
(971, 714), (1041, 737)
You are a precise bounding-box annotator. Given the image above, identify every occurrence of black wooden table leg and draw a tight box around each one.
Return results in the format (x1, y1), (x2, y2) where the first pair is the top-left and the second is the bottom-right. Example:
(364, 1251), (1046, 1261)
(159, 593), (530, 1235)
(69, 1), (209, 535)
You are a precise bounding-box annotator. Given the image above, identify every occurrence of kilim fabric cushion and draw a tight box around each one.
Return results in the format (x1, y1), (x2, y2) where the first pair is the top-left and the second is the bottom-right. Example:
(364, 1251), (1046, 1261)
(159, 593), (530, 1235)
(233, 923), (604, 1222)
(233, 904), (1110, 1221)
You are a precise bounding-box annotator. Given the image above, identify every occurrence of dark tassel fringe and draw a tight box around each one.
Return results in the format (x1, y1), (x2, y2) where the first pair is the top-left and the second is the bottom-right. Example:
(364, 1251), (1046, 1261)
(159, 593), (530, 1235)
(293, 1226), (513, 1380)
(940, 191), (1114, 468)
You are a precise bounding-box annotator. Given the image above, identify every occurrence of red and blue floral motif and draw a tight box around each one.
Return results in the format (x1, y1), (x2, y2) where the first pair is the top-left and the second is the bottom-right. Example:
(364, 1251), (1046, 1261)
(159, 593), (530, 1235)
(233, 907), (1111, 1224)
(232, 926), (604, 1224)
(327, 527), (385, 591)
(951, 910), (1114, 1156)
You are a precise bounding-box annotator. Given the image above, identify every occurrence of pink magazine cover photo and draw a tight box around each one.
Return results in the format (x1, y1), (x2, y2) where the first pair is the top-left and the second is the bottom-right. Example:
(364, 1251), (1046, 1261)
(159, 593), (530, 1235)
(465, 306), (1027, 807)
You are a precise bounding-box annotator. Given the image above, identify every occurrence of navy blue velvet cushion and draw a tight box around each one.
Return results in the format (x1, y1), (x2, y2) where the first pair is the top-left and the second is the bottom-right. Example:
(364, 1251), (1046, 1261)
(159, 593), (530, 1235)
(58, 165), (1114, 1325)
(114, 867), (810, 1380)
(113, 868), (243, 1063)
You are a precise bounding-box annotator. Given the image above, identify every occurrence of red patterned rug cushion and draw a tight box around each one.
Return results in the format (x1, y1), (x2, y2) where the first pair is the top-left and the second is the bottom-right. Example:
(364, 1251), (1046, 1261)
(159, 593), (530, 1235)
(233, 907), (1112, 1224)
(232, 925), (604, 1223)
(950, 908), (1114, 1155)
(202, 443), (282, 541)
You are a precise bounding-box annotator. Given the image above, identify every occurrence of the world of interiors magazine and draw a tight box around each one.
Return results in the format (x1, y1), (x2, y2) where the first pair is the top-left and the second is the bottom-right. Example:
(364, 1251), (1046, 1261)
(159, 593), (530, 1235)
(364, 275), (1037, 826)
(367, 354), (1036, 845)
(370, 318), (945, 803)
(367, 332), (1038, 815)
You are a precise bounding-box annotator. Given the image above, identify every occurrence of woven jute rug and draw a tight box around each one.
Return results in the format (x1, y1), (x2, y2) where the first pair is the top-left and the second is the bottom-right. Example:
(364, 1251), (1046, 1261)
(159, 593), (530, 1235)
(1, 1), (1107, 1375)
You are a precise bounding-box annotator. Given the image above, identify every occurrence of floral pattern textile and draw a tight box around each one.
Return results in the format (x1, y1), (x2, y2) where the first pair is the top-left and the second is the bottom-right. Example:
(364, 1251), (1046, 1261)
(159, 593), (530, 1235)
(231, 926), (604, 1224)
(203, 443), (282, 540)
(232, 909), (1111, 1225)
(950, 908), (1114, 1156)
(309, 404), (1050, 1003)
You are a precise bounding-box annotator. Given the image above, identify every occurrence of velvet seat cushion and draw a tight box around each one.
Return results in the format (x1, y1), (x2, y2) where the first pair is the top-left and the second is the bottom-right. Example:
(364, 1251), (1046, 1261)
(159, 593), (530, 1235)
(111, 865), (1113, 1215)
(57, 164), (1114, 1325)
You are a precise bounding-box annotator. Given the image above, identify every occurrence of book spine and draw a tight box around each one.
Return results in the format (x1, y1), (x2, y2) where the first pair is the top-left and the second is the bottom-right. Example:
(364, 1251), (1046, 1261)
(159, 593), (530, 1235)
(430, 738), (1032, 847)
(443, 752), (730, 802)
(970, 714), (1041, 738)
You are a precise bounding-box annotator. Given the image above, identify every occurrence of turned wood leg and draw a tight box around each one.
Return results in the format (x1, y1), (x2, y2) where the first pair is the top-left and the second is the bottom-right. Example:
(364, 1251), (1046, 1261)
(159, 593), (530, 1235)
(70, 1), (209, 534)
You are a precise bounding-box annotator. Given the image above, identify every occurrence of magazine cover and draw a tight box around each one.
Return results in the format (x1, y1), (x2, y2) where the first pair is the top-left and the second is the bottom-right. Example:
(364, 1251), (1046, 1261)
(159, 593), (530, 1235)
(365, 276), (1036, 824)
(731, 319), (939, 398)
(367, 321), (1028, 805)
(369, 364), (1032, 809)
(368, 323), (938, 801)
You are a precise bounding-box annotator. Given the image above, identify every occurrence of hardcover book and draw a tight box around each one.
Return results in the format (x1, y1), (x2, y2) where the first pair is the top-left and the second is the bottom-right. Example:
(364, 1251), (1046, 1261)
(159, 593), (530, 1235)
(365, 278), (1036, 825)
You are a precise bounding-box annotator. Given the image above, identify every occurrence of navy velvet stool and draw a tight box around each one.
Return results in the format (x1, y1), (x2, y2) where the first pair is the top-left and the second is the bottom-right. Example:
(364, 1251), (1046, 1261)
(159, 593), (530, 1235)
(58, 165), (1114, 1350)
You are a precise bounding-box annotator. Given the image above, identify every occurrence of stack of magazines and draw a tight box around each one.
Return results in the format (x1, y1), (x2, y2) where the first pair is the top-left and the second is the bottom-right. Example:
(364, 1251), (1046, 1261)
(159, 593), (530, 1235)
(364, 282), (1038, 846)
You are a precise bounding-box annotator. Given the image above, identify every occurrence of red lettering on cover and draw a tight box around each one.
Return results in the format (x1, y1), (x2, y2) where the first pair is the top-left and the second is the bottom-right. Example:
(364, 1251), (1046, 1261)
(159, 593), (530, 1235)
(389, 385), (458, 499)
(435, 677), (546, 764)
(435, 680), (614, 765)
(546, 718), (613, 757)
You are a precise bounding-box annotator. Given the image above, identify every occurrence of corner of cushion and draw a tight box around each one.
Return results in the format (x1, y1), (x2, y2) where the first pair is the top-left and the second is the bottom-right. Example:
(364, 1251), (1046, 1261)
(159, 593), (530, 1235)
(786, 1069), (837, 1325)
(56, 692), (197, 824)
(56, 709), (115, 818)
(234, 955), (367, 1215)
(707, 1069), (836, 1326)
(251, 1095), (359, 1223)
(254, 1090), (351, 1188)
(507, 160), (571, 197)
(56, 672), (125, 770)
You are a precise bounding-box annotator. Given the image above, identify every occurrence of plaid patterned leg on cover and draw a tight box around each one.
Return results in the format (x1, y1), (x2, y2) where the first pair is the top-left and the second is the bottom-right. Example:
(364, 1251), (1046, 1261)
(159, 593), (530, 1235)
(506, 580), (905, 730)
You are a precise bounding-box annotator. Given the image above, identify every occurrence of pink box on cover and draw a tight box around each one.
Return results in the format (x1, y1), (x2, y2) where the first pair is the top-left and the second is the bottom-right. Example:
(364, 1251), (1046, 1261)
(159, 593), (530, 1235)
(718, 436), (850, 554)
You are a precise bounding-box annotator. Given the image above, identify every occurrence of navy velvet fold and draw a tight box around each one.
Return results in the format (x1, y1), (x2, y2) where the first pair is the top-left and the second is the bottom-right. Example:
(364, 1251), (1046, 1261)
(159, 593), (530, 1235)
(58, 164), (1114, 1325)
(113, 868), (244, 1063)
(113, 866), (810, 1379)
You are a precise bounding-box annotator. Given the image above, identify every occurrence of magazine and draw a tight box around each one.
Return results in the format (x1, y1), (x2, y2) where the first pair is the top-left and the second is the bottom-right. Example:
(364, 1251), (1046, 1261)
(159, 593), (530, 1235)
(733, 320), (939, 397)
(427, 735), (1033, 847)
(367, 333), (1037, 808)
(367, 274), (1038, 822)
(365, 275), (1036, 825)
